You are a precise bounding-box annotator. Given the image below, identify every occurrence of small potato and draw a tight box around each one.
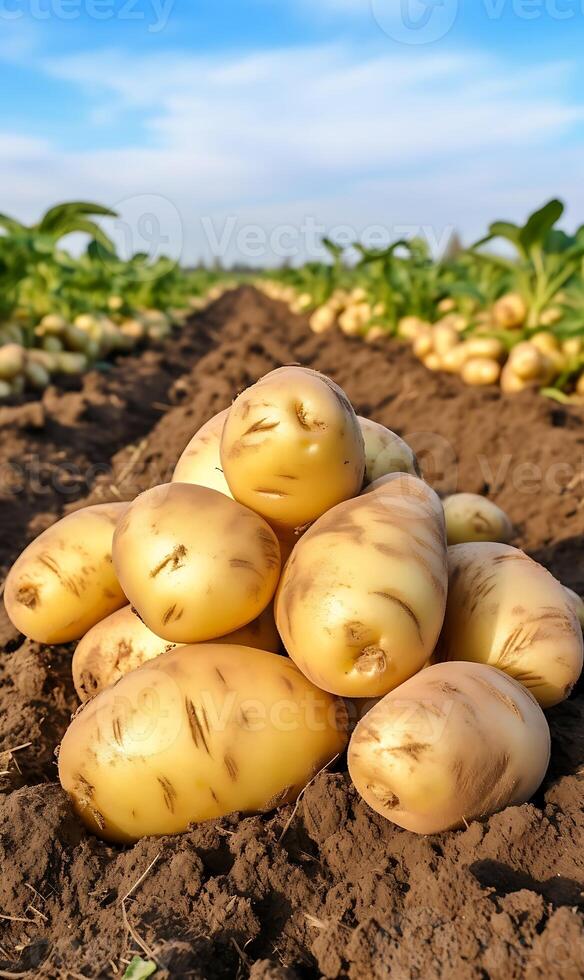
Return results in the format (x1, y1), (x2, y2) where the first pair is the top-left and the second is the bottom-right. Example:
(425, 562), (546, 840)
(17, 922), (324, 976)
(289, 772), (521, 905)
(443, 493), (513, 546)
(397, 316), (428, 341)
(463, 337), (504, 361)
(439, 543), (584, 708)
(493, 293), (527, 330)
(348, 661), (550, 834)
(358, 417), (420, 484)
(113, 483), (281, 643)
(423, 353), (442, 372)
(309, 306), (336, 334)
(220, 367), (365, 533)
(73, 603), (281, 700)
(461, 357), (501, 387)
(0, 343), (26, 381)
(431, 323), (459, 357)
(276, 474), (448, 698)
(172, 409), (232, 497)
(58, 644), (348, 842)
(4, 503), (127, 644)
(508, 342), (548, 382)
(500, 363), (535, 394)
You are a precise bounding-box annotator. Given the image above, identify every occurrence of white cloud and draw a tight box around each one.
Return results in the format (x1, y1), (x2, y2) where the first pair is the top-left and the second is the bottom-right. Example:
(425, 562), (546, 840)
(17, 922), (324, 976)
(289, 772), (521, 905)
(1, 41), (583, 264)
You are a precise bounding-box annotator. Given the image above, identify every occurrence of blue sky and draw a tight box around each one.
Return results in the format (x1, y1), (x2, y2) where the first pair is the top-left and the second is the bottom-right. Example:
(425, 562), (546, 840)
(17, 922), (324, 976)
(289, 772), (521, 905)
(1, 0), (584, 264)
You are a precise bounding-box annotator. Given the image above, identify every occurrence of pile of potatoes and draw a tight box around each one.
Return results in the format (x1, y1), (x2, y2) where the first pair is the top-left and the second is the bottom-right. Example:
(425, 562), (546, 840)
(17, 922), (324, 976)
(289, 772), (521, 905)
(257, 280), (584, 397)
(0, 286), (235, 402)
(4, 367), (583, 843)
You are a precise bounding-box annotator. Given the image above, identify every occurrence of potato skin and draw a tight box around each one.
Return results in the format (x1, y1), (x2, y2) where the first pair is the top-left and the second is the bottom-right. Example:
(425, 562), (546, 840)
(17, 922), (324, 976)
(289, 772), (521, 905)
(358, 416), (420, 485)
(220, 367), (365, 533)
(348, 661), (550, 834)
(439, 543), (583, 708)
(276, 473), (448, 697)
(172, 408), (233, 497)
(4, 503), (127, 643)
(58, 644), (348, 842)
(112, 483), (281, 643)
(443, 493), (513, 545)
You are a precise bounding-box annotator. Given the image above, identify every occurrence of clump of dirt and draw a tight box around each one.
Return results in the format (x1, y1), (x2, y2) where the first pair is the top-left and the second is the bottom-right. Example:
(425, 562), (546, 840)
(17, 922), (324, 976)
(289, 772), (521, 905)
(0, 287), (583, 978)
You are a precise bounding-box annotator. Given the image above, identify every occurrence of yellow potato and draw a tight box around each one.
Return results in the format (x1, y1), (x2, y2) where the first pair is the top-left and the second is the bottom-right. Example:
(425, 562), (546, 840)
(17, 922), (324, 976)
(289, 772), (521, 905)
(461, 357), (501, 386)
(220, 367), (365, 533)
(73, 603), (281, 701)
(276, 474), (447, 698)
(4, 503), (127, 644)
(443, 493), (513, 545)
(172, 408), (232, 497)
(309, 306), (336, 334)
(439, 543), (584, 708)
(493, 293), (527, 330)
(348, 661), (550, 834)
(58, 644), (348, 842)
(508, 342), (549, 382)
(358, 417), (420, 484)
(463, 337), (505, 361)
(112, 483), (281, 643)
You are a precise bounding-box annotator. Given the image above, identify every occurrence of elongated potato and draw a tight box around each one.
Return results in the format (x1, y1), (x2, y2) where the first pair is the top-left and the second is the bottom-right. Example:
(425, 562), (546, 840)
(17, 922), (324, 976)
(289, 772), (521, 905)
(4, 503), (127, 644)
(348, 661), (550, 834)
(112, 483), (281, 643)
(358, 417), (420, 484)
(443, 493), (513, 545)
(58, 644), (348, 842)
(172, 408), (233, 497)
(220, 367), (365, 533)
(276, 473), (448, 697)
(439, 543), (583, 708)
(73, 603), (281, 701)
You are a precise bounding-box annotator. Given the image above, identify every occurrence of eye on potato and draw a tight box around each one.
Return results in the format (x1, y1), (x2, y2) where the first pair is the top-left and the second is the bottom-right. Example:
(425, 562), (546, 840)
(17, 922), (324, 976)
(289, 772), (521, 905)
(220, 366), (365, 533)
(112, 483), (281, 643)
(58, 644), (348, 842)
(4, 503), (127, 644)
(443, 493), (513, 545)
(439, 543), (583, 708)
(348, 661), (550, 834)
(73, 603), (281, 702)
(276, 473), (448, 698)
(172, 408), (233, 497)
(358, 416), (420, 485)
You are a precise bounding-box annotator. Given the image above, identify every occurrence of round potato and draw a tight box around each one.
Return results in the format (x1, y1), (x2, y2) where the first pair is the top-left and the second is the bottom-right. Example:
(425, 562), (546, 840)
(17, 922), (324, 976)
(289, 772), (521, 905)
(358, 417), (420, 485)
(4, 503), (127, 644)
(112, 483), (281, 643)
(172, 408), (233, 497)
(348, 661), (550, 834)
(58, 644), (348, 842)
(439, 543), (584, 708)
(443, 493), (513, 546)
(276, 473), (448, 698)
(73, 603), (281, 701)
(220, 367), (365, 533)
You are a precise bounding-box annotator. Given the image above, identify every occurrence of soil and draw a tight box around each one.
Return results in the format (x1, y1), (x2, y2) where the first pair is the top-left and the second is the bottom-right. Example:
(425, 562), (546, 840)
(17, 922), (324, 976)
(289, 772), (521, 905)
(0, 286), (583, 979)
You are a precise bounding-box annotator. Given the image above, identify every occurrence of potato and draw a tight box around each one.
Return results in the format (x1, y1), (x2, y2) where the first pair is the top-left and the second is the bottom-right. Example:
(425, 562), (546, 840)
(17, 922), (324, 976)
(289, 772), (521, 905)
(276, 473), (447, 698)
(358, 417), (420, 484)
(220, 367), (365, 533)
(563, 586), (584, 630)
(439, 543), (584, 708)
(461, 357), (501, 386)
(58, 644), (348, 842)
(4, 503), (127, 644)
(348, 661), (550, 834)
(172, 409), (232, 497)
(0, 343), (26, 380)
(443, 493), (513, 546)
(493, 293), (527, 330)
(463, 337), (504, 361)
(508, 342), (549, 382)
(73, 603), (281, 700)
(309, 306), (336, 334)
(113, 483), (281, 643)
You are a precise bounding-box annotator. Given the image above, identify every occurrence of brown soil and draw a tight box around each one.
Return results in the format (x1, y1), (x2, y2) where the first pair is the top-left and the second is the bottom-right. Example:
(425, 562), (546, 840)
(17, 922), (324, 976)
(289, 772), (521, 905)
(0, 286), (583, 979)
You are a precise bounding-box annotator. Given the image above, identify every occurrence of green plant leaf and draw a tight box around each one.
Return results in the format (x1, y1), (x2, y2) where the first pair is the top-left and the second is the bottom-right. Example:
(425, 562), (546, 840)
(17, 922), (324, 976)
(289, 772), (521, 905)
(122, 956), (157, 979)
(519, 198), (564, 253)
